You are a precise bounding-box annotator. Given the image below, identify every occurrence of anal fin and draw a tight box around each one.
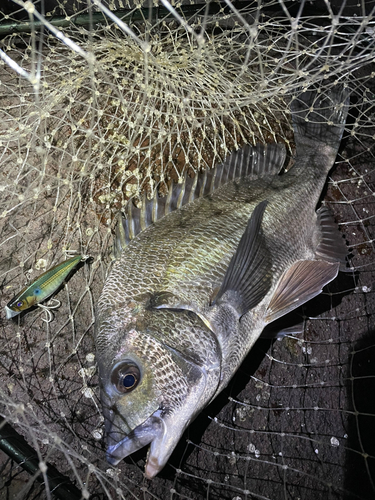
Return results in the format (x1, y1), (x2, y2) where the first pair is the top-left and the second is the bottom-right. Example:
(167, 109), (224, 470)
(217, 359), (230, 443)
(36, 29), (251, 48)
(265, 260), (339, 324)
(315, 206), (347, 269)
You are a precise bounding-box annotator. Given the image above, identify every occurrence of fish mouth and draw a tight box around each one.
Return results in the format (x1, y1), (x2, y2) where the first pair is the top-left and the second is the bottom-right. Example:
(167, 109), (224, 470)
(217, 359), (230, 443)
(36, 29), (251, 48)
(104, 359), (220, 478)
(106, 410), (171, 479)
(5, 306), (19, 319)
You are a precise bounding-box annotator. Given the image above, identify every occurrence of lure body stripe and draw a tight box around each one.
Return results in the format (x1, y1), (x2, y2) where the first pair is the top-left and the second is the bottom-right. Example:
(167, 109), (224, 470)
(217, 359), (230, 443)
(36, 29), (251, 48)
(5, 255), (83, 318)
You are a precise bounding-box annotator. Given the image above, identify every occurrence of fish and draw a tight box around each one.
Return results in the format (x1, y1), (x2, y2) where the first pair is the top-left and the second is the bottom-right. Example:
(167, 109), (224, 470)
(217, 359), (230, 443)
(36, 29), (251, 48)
(95, 87), (349, 478)
(5, 255), (83, 319)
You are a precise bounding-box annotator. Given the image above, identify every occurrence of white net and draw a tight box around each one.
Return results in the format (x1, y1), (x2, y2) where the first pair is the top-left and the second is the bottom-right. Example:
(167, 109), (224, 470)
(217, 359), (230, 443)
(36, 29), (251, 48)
(0, 0), (374, 498)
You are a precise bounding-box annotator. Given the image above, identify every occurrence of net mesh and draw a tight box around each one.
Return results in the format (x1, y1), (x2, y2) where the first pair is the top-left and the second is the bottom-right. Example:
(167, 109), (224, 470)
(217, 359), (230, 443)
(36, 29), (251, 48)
(0, 0), (374, 498)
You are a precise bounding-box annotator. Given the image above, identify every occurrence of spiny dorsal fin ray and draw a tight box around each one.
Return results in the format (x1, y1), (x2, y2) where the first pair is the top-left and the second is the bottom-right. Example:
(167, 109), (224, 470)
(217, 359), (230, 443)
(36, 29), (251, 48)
(212, 200), (272, 318)
(118, 143), (286, 247)
(265, 260), (339, 324)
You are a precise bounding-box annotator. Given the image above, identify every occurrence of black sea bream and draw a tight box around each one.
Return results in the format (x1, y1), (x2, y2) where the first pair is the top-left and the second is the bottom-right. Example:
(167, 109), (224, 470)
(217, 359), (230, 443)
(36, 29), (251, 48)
(95, 88), (349, 478)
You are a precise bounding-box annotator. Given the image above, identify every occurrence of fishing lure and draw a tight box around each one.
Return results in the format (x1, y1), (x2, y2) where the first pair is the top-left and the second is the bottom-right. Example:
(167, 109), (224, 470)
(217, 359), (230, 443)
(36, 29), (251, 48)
(5, 255), (83, 319)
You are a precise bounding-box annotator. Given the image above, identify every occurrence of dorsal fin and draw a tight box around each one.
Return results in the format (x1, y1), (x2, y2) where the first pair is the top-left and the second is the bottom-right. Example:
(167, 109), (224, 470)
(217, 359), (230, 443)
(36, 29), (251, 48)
(116, 143), (286, 249)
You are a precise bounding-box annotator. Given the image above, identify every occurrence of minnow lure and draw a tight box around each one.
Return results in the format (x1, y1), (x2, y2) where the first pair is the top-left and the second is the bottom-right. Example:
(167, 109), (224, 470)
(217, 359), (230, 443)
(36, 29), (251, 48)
(5, 255), (83, 319)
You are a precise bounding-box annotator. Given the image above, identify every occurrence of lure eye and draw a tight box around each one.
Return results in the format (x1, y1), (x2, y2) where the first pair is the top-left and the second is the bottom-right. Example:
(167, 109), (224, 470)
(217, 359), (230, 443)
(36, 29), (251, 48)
(111, 362), (141, 394)
(16, 301), (23, 307)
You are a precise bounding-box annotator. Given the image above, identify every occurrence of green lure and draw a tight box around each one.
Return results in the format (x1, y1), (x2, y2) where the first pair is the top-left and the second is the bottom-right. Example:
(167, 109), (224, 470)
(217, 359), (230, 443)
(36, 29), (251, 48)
(5, 255), (83, 319)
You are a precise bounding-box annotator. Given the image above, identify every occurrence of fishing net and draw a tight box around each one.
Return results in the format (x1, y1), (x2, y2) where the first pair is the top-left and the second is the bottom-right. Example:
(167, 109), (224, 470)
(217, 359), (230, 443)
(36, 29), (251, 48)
(0, 0), (374, 498)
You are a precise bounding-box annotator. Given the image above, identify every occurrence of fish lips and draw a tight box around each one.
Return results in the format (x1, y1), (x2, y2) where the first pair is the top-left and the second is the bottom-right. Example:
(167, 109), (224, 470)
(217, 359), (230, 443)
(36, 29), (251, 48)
(106, 410), (172, 479)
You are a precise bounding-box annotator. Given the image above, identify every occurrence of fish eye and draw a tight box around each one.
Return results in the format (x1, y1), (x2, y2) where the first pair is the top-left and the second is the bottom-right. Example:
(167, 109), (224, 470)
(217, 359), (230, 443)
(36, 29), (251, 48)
(111, 362), (141, 394)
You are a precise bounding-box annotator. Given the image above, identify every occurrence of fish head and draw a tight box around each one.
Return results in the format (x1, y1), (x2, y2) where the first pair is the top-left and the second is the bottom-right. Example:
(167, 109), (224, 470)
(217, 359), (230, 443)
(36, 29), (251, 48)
(96, 307), (221, 479)
(5, 291), (36, 318)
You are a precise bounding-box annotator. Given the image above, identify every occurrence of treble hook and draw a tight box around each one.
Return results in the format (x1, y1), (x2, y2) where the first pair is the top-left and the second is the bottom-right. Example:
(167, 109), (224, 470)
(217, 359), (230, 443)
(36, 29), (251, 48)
(38, 298), (61, 323)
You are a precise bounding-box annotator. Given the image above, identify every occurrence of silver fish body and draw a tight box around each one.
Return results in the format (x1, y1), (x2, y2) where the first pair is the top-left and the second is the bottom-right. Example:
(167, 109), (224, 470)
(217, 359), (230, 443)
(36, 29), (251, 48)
(95, 88), (349, 478)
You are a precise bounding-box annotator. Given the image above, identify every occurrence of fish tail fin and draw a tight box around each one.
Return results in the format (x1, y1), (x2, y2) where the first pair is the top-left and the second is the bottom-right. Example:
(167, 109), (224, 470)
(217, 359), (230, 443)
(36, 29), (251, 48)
(291, 86), (350, 158)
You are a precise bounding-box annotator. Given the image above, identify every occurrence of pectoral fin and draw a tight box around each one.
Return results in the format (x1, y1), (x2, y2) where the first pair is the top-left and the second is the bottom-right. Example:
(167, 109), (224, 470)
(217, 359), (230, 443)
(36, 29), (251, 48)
(149, 291), (215, 332)
(265, 260), (339, 324)
(213, 200), (272, 318)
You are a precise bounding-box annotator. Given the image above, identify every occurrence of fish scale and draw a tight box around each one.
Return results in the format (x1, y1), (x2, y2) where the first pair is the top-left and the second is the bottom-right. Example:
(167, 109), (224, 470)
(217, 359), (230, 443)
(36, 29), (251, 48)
(95, 87), (349, 479)
(105, 178), (315, 308)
